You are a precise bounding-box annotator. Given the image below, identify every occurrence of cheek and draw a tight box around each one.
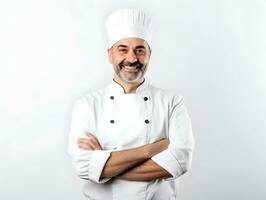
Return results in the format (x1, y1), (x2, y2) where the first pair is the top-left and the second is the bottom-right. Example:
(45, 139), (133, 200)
(141, 56), (150, 64)
(114, 57), (126, 65)
(108, 52), (123, 64)
(108, 52), (113, 64)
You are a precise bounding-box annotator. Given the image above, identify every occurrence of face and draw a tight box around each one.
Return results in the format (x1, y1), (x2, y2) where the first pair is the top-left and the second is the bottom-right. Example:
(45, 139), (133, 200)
(108, 37), (151, 84)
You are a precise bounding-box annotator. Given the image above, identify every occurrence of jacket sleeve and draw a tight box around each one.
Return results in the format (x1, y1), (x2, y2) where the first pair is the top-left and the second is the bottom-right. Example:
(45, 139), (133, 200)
(67, 98), (111, 184)
(151, 95), (194, 179)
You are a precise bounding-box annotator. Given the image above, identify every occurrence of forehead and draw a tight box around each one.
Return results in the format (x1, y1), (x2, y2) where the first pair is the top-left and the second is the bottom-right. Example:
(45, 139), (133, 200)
(113, 37), (149, 48)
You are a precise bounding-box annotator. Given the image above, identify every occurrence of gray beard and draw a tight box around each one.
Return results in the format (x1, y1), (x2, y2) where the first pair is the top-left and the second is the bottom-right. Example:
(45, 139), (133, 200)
(118, 69), (144, 83)
(114, 64), (146, 83)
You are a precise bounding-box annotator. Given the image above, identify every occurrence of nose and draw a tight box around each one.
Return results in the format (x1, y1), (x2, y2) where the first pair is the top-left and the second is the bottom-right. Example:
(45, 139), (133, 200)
(126, 49), (137, 63)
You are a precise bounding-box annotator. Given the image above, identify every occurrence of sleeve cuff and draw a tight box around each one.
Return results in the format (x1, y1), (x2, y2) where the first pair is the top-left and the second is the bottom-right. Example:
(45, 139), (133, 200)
(88, 150), (112, 183)
(151, 148), (184, 179)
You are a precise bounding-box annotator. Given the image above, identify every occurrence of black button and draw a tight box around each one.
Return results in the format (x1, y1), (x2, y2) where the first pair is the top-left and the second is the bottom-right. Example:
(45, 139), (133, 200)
(144, 119), (150, 124)
(110, 120), (115, 124)
(144, 97), (148, 101)
(110, 96), (114, 100)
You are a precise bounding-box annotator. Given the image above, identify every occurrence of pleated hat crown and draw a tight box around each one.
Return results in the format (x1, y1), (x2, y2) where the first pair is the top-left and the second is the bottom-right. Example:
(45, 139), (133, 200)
(105, 9), (153, 48)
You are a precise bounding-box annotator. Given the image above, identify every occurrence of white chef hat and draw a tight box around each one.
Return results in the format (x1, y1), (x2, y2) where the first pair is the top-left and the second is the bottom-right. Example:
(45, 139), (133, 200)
(105, 9), (153, 49)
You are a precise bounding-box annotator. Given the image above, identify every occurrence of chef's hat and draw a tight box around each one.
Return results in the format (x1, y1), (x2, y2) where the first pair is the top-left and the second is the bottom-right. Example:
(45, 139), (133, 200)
(105, 9), (153, 49)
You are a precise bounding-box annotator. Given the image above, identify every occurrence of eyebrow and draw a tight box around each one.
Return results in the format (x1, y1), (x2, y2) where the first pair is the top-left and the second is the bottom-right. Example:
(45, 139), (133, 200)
(135, 45), (146, 49)
(117, 45), (146, 49)
(117, 45), (128, 48)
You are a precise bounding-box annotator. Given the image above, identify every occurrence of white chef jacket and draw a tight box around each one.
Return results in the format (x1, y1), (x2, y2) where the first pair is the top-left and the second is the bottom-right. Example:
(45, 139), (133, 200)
(68, 80), (194, 200)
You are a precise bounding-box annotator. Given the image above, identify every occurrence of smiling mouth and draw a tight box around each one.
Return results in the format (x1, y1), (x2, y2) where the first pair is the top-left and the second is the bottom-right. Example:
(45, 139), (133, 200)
(119, 61), (142, 70)
(120, 64), (142, 69)
(123, 66), (139, 72)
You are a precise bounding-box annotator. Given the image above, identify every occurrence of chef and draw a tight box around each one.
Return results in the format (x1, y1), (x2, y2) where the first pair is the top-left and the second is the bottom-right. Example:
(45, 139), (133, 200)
(68, 8), (194, 200)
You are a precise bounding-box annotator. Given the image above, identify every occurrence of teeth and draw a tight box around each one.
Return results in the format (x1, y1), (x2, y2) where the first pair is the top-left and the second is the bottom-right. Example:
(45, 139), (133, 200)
(124, 66), (137, 70)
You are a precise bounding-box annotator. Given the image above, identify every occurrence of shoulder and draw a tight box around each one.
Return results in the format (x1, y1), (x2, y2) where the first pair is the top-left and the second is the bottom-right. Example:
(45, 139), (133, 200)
(147, 84), (184, 107)
(73, 85), (108, 108)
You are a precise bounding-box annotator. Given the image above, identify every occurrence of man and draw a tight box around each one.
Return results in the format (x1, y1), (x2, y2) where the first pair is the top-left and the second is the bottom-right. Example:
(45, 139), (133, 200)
(68, 9), (194, 200)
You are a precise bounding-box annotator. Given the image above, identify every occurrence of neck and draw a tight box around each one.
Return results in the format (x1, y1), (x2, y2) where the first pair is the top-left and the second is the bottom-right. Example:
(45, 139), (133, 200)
(113, 75), (144, 94)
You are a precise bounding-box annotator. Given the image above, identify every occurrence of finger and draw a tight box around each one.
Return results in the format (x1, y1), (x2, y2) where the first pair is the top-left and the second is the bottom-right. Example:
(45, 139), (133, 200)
(85, 133), (102, 149)
(85, 132), (94, 137)
(79, 137), (97, 148)
(85, 132), (98, 141)
(78, 138), (100, 150)
(87, 137), (101, 150)
(78, 141), (94, 150)
(78, 138), (95, 150)
(78, 138), (95, 147)
(85, 132), (93, 136)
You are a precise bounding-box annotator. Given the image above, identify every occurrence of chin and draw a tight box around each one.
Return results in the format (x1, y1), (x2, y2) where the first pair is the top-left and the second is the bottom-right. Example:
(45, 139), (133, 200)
(122, 76), (144, 84)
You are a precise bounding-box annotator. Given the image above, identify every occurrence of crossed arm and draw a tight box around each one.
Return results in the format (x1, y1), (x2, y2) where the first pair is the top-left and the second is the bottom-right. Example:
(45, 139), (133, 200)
(78, 132), (172, 181)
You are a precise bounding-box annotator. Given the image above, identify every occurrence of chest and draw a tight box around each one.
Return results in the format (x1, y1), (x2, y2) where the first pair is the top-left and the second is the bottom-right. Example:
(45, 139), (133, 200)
(93, 93), (169, 150)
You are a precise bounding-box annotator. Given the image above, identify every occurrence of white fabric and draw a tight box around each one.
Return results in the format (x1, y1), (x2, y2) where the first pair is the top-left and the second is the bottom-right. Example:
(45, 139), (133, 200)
(105, 9), (153, 48)
(68, 80), (194, 200)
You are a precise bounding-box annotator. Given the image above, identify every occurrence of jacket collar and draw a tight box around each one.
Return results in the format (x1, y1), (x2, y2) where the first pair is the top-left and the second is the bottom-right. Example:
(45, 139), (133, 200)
(108, 79), (149, 94)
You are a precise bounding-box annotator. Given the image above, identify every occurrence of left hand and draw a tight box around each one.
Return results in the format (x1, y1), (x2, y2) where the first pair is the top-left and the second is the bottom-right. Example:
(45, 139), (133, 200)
(77, 132), (102, 150)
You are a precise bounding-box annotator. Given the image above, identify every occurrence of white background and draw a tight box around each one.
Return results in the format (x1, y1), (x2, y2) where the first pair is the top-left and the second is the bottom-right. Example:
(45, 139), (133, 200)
(0, 0), (266, 199)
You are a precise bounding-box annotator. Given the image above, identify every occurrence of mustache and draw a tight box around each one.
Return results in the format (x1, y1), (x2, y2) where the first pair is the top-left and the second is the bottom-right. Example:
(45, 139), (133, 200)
(119, 60), (143, 69)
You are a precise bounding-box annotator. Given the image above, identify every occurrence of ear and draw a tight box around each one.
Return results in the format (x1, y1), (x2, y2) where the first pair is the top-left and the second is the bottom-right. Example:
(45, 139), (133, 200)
(107, 48), (113, 64)
(148, 48), (152, 59)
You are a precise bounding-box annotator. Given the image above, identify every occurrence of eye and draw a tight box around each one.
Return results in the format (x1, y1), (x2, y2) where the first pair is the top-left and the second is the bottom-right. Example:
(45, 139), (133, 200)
(134, 48), (145, 55)
(118, 48), (128, 53)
